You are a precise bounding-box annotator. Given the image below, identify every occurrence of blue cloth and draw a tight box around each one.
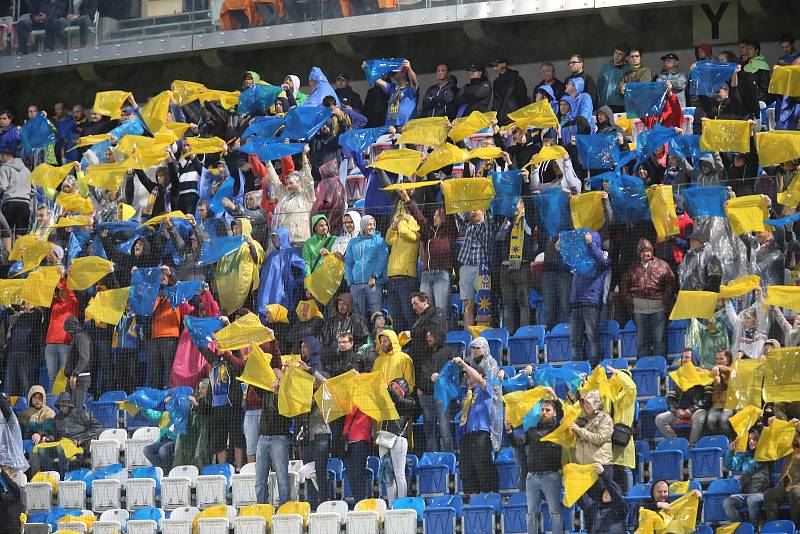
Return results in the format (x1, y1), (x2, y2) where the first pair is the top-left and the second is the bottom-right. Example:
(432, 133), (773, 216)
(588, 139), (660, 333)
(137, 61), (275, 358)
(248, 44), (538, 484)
(20, 112), (55, 156)
(559, 229), (598, 278)
(492, 372), (530, 394)
(521, 402), (543, 431)
(434, 360), (461, 417)
(491, 170), (522, 218)
(639, 125), (679, 161)
(690, 60), (738, 97)
(0, 125), (20, 156)
(590, 173), (650, 223)
(302, 67), (340, 108)
(624, 82), (668, 119)
(282, 105), (333, 140)
(126, 388), (170, 411)
(240, 140), (306, 161)
(566, 230), (610, 305)
(682, 186), (728, 218)
(164, 387), (193, 436)
(241, 116), (285, 141)
(238, 84), (283, 115)
(363, 58), (405, 86)
(129, 267), (162, 316)
(533, 366), (584, 390)
(184, 316), (225, 348)
(533, 188), (571, 237)
(462, 385), (493, 434)
(162, 280), (203, 308)
(765, 212), (800, 227)
(339, 126), (389, 154)
(208, 177), (235, 214)
(255, 227), (306, 316)
(575, 134), (619, 170)
(197, 235), (245, 266)
(669, 135), (705, 163)
(385, 82), (419, 127)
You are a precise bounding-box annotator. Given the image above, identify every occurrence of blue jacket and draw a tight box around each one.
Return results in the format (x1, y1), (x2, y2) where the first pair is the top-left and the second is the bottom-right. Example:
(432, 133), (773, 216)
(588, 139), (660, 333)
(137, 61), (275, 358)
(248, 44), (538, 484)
(569, 231), (611, 304)
(0, 125), (19, 156)
(256, 226), (306, 317)
(345, 231), (389, 285)
(597, 60), (631, 108)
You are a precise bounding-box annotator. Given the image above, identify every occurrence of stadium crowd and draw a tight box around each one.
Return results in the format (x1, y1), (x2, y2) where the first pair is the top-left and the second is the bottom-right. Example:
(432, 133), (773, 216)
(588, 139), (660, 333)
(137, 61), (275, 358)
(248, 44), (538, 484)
(0, 33), (798, 534)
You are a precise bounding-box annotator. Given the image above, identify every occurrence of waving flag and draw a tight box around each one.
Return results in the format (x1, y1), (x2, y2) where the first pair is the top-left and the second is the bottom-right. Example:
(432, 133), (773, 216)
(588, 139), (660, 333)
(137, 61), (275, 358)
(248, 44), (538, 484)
(129, 267), (162, 316)
(699, 119), (751, 153)
(363, 58), (405, 86)
(491, 170), (522, 218)
(184, 316), (225, 348)
(681, 186), (728, 218)
(755, 130), (800, 167)
(559, 229), (599, 277)
(533, 188), (571, 237)
(240, 140), (305, 162)
(339, 126), (389, 154)
(238, 84), (283, 115)
(754, 418), (796, 462)
(369, 148), (422, 177)
(689, 60), (738, 96)
(93, 91), (131, 119)
(449, 111), (492, 142)
(140, 90), (172, 134)
(669, 135), (704, 163)
(163, 280), (204, 308)
(416, 143), (469, 177)
(282, 105), (333, 140)
(30, 163), (74, 188)
(639, 125), (679, 160)
(21, 112), (56, 155)
(569, 192), (605, 231)
(237, 343), (278, 392)
(624, 82), (667, 118)
(398, 117), (449, 147)
(85, 287), (130, 326)
(575, 134), (619, 170)
(507, 99), (558, 129)
(768, 65), (800, 97)
(441, 177), (495, 214)
(669, 291), (719, 320)
(241, 116), (285, 141)
(197, 235), (246, 266)
(725, 195), (769, 235)
(646, 185), (680, 241)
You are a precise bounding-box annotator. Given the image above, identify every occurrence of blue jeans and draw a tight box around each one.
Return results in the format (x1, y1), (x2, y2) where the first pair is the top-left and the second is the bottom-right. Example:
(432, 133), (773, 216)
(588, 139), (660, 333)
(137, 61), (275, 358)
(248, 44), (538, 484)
(420, 270), (451, 317)
(143, 438), (175, 473)
(256, 435), (290, 506)
(45, 344), (70, 392)
(570, 304), (601, 365)
(513, 445), (527, 493)
(526, 472), (563, 534)
(32, 445), (70, 477)
(634, 311), (666, 357)
(418, 394), (453, 453)
(349, 283), (383, 317)
(541, 270), (572, 329)
(302, 435), (331, 509)
(243, 409), (262, 457)
(387, 276), (419, 332)
(724, 493), (764, 524)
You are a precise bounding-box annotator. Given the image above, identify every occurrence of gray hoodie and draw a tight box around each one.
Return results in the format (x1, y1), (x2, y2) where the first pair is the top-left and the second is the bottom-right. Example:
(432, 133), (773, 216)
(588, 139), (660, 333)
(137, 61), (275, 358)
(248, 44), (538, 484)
(0, 158), (33, 203)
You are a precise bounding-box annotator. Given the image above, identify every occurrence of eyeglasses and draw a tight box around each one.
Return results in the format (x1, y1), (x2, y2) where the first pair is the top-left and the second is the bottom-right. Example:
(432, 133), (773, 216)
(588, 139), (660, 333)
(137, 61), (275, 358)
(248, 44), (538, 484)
(568, 61), (581, 65)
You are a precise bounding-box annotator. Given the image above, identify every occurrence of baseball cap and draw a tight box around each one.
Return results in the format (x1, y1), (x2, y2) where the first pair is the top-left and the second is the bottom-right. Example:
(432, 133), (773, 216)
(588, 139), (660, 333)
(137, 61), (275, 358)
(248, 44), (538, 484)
(335, 73), (349, 81)
(466, 64), (484, 72)
(660, 53), (679, 61)
(488, 58), (508, 66)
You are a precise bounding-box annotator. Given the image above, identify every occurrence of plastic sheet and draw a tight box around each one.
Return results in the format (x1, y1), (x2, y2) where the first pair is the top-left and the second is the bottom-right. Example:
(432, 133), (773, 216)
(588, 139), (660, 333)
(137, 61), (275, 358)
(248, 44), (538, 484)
(507, 99), (558, 129)
(638, 125), (679, 161)
(532, 188), (571, 237)
(164, 387), (193, 436)
(184, 316), (225, 348)
(492, 372), (531, 394)
(305, 253), (344, 306)
(575, 133), (619, 170)
(689, 60), (738, 96)
(241, 116), (285, 141)
(559, 229), (598, 277)
(724, 195), (769, 235)
(502, 387), (545, 428)
(569, 192), (605, 231)
(92, 90), (131, 119)
(20, 266), (62, 308)
(349, 371), (399, 421)
(282, 105), (333, 140)
(624, 82), (668, 119)
(540, 401), (581, 448)
(765, 286), (800, 312)
(314, 370), (356, 423)
(240, 140), (305, 162)
(338, 126), (389, 154)
(490, 170), (522, 218)
(369, 148), (422, 177)
(596, 174), (650, 223)
(763, 347), (800, 403)
(777, 173), (800, 208)
(449, 111), (493, 143)
(415, 143), (469, 177)
(441, 177), (495, 214)
(238, 343), (278, 392)
(669, 291), (718, 320)
(139, 90), (172, 134)
(277, 367), (314, 417)
(718, 275), (760, 299)
(398, 117), (449, 147)
(646, 185), (680, 241)
(197, 236), (245, 266)
(562, 463), (599, 507)
(127, 388), (170, 411)
(699, 119), (751, 153)
(363, 58), (405, 86)
(214, 311), (274, 351)
(768, 65), (800, 98)
(85, 287), (130, 326)
(754, 418), (796, 462)
(681, 186), (728, 218)
(237, 84), (283, 115)
(525, 145), (568, 167)
(521, 402), (542, 431)
(725, 359), (765, 410)
(533, 366), (584, 391)
(163, 280), (203, 308)
(668, 361), (714, 391)
(0, 410), (30, 473)
(129, 267), (162, 316)
(434, 360), (461, 417)
(689, 215), (747, 285)
(30, 163), (74, 188)
(28, 508), (82, 531)
(660, 491), (700, 534)
(66, 256), (114, 290)
(669, 135), (705, 163)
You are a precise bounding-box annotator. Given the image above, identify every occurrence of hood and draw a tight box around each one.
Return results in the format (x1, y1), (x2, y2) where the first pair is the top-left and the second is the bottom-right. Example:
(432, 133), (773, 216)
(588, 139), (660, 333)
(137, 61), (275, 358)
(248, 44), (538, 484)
(63, 315), (83, 336)
(766, 338), (781, 349)
(301, 335), (322, 359)
(132, 236), (152, 257)
(344, 210), (362, 238)
(3, 157), (27, 173)
(378, 329), (402, 356)
(469, 336), (491, 358)
(336, 292), (354, 315)
(688, 227), (709, 245)
(272, 227), (291, 250)
(304, 67), (339, 107)
(360, 215), (376, 236)
(371, 309), (392, 330)
(559, 96), (577, 121)
(287, 75), (301, 98)
(309, 66), (329, 84)
(56, 391), (74, 408)
(570, 76), (585, 95)
(296, 299), (324, 321)
(582, 389), (603, 412)
(698, 152), (715, 169)
(266, 303), (289, 324)
(51, 244), (65, 264)
(637, 237), (653, 254)
(695, 43), (713, 60)
(744, 55), (769, 73)
(234, 217), (253, 237)
(311, 213), (329, 235)
(427, 325), (446, 349)
(245, 71), (261, 84)
(27, 385), (47, 404)
(597, 105), (618, 128)
(537, 84), (556, 102)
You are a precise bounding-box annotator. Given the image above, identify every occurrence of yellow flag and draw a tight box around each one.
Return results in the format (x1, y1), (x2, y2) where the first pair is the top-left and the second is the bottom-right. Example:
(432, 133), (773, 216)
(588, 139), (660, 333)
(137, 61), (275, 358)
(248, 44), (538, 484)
(140, 90), (173, 134)
(237, 344), (278, 392)
(716, 523), (741, 534)
(185, 136), (227, 156)
(502, 387), (545, 428)
(768, 65), (800, 97)
(314, 370), (357, 423)
(718, 275), (761, 299)
(50, 216), (92, 229)
(82, 163), (129, 191)
(10, 234), (53, 273)
(118, 204), (136, 221)
(171, 80), (207, 105)
(777, 173), (800, 209)
(699, 119), (751, 153)
(646, 185), (680, 241)
(570, 192), (605, 231)
(214, 311), (275, 351)
(92, 90), (132, 119)
(755, 130), (800, 167)
(0, 279), (24, 307)
(636, 507), (666, 534)
(725, 359), (765, 410)
(305, 254), (344, 305)
(755, 418), (797, 462)
(381, 180), (441, 191)
(729, 405), (764, 451)
(507, 99), (559, 129)
(669, 291), (718, 320)
(122, 148), (169, 170)
(525, 145), (568, 167)
(30, 163), (74, 188)
(725, 195), (769, 235)
(415, 143), (469, 176)
(369, 148), (422, 177)
(20, 266), (62, 307)
(398, 117), (449, 147)
(203, 89), (241, 110)
(51, 367), (68, 395)
(73, 133), (112, 148)
(668, 362), (714, 392)
(66, 256), (114, 290)
(580, 366), (614, 405)
(350, 371), (399, 421)
(466, 325), (490, 338)
(541, 402), (581, 448)
(277, 367), (315, 417)
(138, 210), (191, 227)
(449, 111), (492, 142)
(669, 480), (691, 495)
(441, 177), (495, 214)
(661, 491), (700, 534)
(85, 287), (129, 326)
(763, 347), (800, 403)
(467, 146), (503, 161)
(765, 285), (800, 312)
(117, 133), (174, 155)
(562, 463), (598, 507)
(56, 192), (95, 214)
(162, 122), (192, 139)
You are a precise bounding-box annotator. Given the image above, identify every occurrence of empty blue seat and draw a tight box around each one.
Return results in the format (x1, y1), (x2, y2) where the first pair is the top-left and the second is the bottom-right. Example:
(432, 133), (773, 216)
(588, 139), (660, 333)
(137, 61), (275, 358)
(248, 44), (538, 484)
(651, 438), (689, 481)
(631, 356), (667, 399)
(599, 358), (628, 370)
(418, 452), (456, 497)
(733, 523), (756, 534)
(502, 492), (528, 534)
(201, 463), (234, 487)
(763, 521), (797, 534)
(509, 325), (545, 367)
(12, 396), (28, 414)
(690, 435), (728, 481)
(667, 320), (688, 355)
(494, 454), (519, 494)
(703, 478), (740, 523)
(424, 495), (463, 534)
(692, 525), (713, 534)
(619, 320), (638, 360)
(639, 396), (668, 440)
(624, 482), (652, 509)
(97, 390), (128, 402)
(545, 323), (571, 364)
(463, 493), (502, 534)
(393, 496), (425, 523)
(446, 331), (471, 359)
(634, 441), (651, 484)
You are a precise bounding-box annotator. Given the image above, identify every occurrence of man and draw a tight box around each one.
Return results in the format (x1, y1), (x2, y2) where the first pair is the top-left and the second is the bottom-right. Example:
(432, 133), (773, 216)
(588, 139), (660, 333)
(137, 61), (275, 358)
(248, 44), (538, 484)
(495, 194), (536, 333)
(373, 329), (415, 388)
(678, 230), (723, 292)
(63, 316), (92, 412)
(489, 58), (528, 125)
(597, 44), (631, 112)
(373, 59), (419, 127)
(722, 430), (769, 525)
(0, 110), (19, 157)
(655, 349), (711, 446)
(19, 385), (56, 443)
(404, 291), (444, 362)
(320, 293), (369, 355)
(566, 54), (599, 109)
(268, 144), (315, 246)
(222, 193), (268, 247)
(0, 147), (33, 235)
(328, 331), (371, 377)
(334, 73), (364, 113)
(778, 33), (799, 65)
(419, 328), (455, 452)
(385, 202), (421, 332)
(457, 210), (495, 327)
(654, 53), (688, 107)
(738, 39), (773, 116)
(533, 62), (566, 102)
(620, 238), (676, 358)
(458, 64), (492, 115)
(255, 370), (291, 507)
(421, 63), (459, 120)
(52, 101), (73, 163)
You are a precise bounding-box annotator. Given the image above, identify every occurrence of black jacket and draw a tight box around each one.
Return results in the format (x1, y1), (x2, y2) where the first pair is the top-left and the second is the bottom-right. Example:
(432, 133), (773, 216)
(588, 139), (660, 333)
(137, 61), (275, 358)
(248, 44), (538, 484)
(458, 78), (492, 115)
(407, 304), (444, 363)
(364, 85), (390, 128)
(667, 384), (711, 412)
(63, 316), (92, 378)
(414, 328), (455, 396)
(421, 78), (459, 120)
(258, 389), (291, 436)
(381, 388), (419, 438)
(336, 86), (364, 113)
(509, 414), (563, 474)
(585, 478), (628, 534)
(51, 407), (103, 446)
(492, 69), (529, 125)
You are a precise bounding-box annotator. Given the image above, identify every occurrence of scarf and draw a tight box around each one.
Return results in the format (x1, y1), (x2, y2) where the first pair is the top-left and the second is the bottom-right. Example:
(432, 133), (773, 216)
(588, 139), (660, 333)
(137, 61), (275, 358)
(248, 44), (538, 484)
(508, 211), (525, 267)
(388, 82), (409, 122)
(460, 388), (474, 427)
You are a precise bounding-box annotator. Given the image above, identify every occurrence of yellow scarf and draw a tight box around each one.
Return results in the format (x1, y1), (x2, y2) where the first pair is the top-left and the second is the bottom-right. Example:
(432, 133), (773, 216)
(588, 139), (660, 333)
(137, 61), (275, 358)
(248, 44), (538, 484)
(460, 388), (474, 427)
(508, 210), (525, 267)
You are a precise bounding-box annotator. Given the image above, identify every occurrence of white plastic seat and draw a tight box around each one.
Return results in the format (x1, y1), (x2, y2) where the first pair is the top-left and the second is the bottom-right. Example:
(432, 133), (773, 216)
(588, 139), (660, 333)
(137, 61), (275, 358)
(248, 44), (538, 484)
(131, 427), (160, 442)
(126, 520), (158, 534)
(195, 475), (229, 509)
(239, 462), (256, 475)
(232, 516), (266, 534)
(95, 508), (129, 534)
(231, 473), (257, 508)
(57, 481), (87, 510)
(125, 477), (156, 510)
(168, 465), (200, 484)
(197, 518), (230, 534)
(161, 466), (199, 511)
(267, 472), (299, 506)
(307, 512), (340, 534)
(383, 509), (417, 534)
(99, 428), (128, 449)
(90, 435), (124, 470)
(125, 427), (159, 470)
(271, 514), (304, 534)
(316, 501), (348, 525)
(346, 511), (379, 534)
(160, 519), (193, 534)
(22, 524), (51, 534)
(91, 479), (121, 512)
(99, 508), (130, 523)
(57, 521), (87, 533)
(354, 499), (386, 518)
(92, 521), (122, 534)
(169, 506), (201, 521)
(24, 482), (53, 513)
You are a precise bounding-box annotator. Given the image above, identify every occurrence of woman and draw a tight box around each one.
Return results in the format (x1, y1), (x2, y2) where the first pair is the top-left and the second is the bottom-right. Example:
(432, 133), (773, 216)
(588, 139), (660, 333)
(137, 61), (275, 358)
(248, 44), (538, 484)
(302, 214), (337, 279)
(723, 287), (768, 359)
(414, 201), (456, 315)
(466, 337), (503, 451)
(344, 215), (389, 316)
(173, 379), (213, 470)
(133, 163), (175, 220)
(332, 210), (362, 259)
(706, 349), (734, 436)
(377, 378), (418, 501)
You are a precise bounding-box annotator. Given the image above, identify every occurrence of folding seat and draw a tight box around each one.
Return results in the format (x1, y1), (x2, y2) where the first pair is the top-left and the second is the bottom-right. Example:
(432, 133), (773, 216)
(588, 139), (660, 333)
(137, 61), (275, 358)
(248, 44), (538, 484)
(196, 505), (236, 534)
(423, 495), (463, 534)
(544, 323), (571, 364)
(631, 356), (667, 400)
(235, 504), (273, 534)
(90, 428), (127, 470)
(417, 452), (457, 497)
(384, 507), (419, 534)
(272, 502), (310, 534)
(25, 475), (57, 513)
(196, 463), (234, 509)
(650, 438), (689, 481)
(482, 328), (509, 361)
(762, 521), (797, 534)
(462, 492), (502, 534)
(666, 320), (688, 355)
(94, 509), (129, 534)
(161, 506), (200, 534)
(126, 507), (165, 534)
(91, 478), (122, 512)
(125, 427), (160, 471)
(125, 475), (157, 510)
(639, 396), (668, 441)
(161, 465), (199, 510)
(232, 468), (257, 508)
(703, 478), (740, 523)
(57, 478), (87, 511)
(494, 452), (519, 494)
(619, 320), (638, 360)
(508, 325), (545, 367)
(315, 500), (348, 526)
(690, 435), (728, 481)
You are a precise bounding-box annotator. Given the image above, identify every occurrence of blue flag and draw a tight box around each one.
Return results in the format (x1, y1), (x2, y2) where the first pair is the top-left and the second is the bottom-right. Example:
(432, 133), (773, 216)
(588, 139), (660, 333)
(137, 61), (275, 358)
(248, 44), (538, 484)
(363, 58), (405, 86)
(559, 229), (599, 277)
(624, 82), (668, 119)
(491, 170), (522, 218)
(184, 316), (225, 348)
(339, 126), (389, 154)
(282, 105), (333, 140)
(20, 112), (56, 155)
(533, 188), (571, 237)
(240, 140), (306, 162)
(681, 186), (728, 218)
(129, 267), (162, 317)
(669, 135), (705, 163)
(765, 212), (800, 227)
(638, 125), (679, 161)
(241, 116), (285, 141)
(237, 84), (283, 115)
(533, 366), (584, 390)
(689, 60), (738, 97)
(575, 134), (619, 170)
(521, 402), (543, 431)
(492, 372), (530, 394)
(208, 177), (235, 214)
(434, 360), (461, 417)
(197, 235), (245, 266)
(108, 117), (145, 142)
(163, 280), (203, 308)
(590, 173), (649, 223)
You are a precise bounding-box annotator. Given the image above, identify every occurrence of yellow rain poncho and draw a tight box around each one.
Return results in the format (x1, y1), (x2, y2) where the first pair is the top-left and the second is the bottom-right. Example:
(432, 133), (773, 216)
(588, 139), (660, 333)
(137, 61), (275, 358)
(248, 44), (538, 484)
(609, 370), (637, 469)
(277, 367), (315, 417)
(570, 192), (605, 231)
(214, 221), (266, 314)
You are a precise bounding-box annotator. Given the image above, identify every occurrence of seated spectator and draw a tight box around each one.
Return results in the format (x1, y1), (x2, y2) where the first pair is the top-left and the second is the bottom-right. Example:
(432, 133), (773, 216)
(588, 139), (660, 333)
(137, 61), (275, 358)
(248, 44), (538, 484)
(19, 385), (56, 443)
(655, 349), (711, 446)
(141, 397), (181, 473)
(706, 350), (734, 436)
(764, 433), (800, 524)
(723, 430), (769, 525)
(582, 470), (628, 534)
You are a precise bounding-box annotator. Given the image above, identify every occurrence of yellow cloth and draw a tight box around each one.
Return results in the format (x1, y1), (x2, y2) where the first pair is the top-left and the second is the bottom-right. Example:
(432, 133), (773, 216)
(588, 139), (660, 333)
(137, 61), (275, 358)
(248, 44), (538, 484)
(85, 287), (129, 326)
(541, 401), (582, 448)
(72, 133), (112, 148)
(66, 256), (114, 290)
(562, 463), (598, 507)
(92, 90), (131, 119)
(275, 502), (311, 526)
(449, 111), (493, 142)
(265, 304), (289, 324)
(51, 367), (68, 395)
(372, 331), (415, 389)
(670, 481), (691, 495)
(118, 203), (136, 221)
(636, 508), (667, 534)
(296, 300), (324, 321)
(415, 143), (469, 176)
(0, 279), (24, 306)
(314, 370), (358, 423)
(382, 180), (441, 191)
(766, 285), (800, 312)
(777, 172), (800, 209)
(725, 359), (765, 410)
(466, 325), (490, 338)
(34, 438), (83, 460)
(755, 418), (797, 462)
(30, 163), (74, 188)
(668, 362), (714, 392)
(526, 145), (569, 167)
(202, 89), (241, 110)
(50, 216), (91, 229)
(763, 347), (800, 403)
(661, 491), (701, 534)
(507, 99), (559, 129)
(237, 344), (278, 392)
(56, 193), (94, 214)
(755, 130), (800, 167)
(369, 148), (422, 177)
(185, 136), (227, 156)
(31, 471), (59, 494)
(768, 65), (800, 97)
(350, 371), (400, 421)
(10, 234), (52, 273)
(580, 367), (614, 410)
(502, 387), (546, 428)
(725, 195), (769, 235)
(669, 291), (718, 320)
(122, 148), (169, 170)
(116, 133), (173, 154)
(162, 122), (192, 139)
(138, 210), (191, 227)
(718, 275), (761, 299)
(277, 367), (315, 417)
(570, 192), (605, 231)
(699, 119), (751, 153)
(305, 254), (344, 306)
(646, 185), (680, 241)
(716, 523), (741, 534)
(171, 80), (207, 106)
(441, 177), (495, 214)
(140, 90), (173, 134)
(214, 311), (275, 351)
(57, 514), (95, 530)
(398, 117), (449, 147)
(239, 504), (274, 527)
(729, 405), (764, 451)
(20, 266), (61, 307)
(81, 163), (128, 191)
(193, 504), (229, 534)
(468, 146), (503, 161)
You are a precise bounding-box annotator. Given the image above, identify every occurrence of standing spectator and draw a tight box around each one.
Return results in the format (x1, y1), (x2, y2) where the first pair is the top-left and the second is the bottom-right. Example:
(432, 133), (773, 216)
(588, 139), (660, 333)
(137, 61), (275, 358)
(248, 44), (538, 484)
(620, 238), (676, 358)
(489, 58), (529, 125)
(618, 48), (653, 96)
(458, 65), (493, 115)
(654, 53), (688, 107)
(334, 73), (364, 113)
(45, 280), (78, 392)
(373, 330), (415, 388)
(466, 337), (503, 450)
(655, 349), (711, 446)
(268, 145), (315, 247)
(148, 268), (182, 388)
(303, 214), (336, 279)
(0, 148), (33, 235)
(255, 377), (291, 506)
(778, 34), (799, 65)
(679, 231), (723, 292)
(63, 316), (91, 411)
(320, 293), (370, 355)
(723, 287), (768, 359)
(385, 193), (421, 331)
(606, 367), (637, 493)
(706, 350), (734, 436)
(739, 39), (773, 111)
(458, 209), (495, 327)
(345, 215), (388, 317)
(421, 63), (459, 120)
(404, 291), (444, 365)
(566, 54), (599, 110)
(52, 101), (74, 163)
(772, 306), (800, 348)
(373, 59), (419, 127)
(533, 62), (567, 102)
(364, 82), (390, 128)
(495, 192), (536, 333)
(0, 110), (19, 157)
(412, 199), (455, 315)
(257, 227), (306, 320)
(597, 44), (631, 113)
(722, 430), (769, 524)
(342, 404), (373, 504)
(4, 302), (45, 396)
(378, 378), (418, 500)
(419, 328), (455, 452)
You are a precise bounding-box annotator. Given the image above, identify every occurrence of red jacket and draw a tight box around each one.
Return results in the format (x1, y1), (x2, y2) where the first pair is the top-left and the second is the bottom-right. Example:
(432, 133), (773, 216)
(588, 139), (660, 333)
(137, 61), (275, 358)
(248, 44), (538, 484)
(642, 92), (684, 130)
(45, 281), (78, 345)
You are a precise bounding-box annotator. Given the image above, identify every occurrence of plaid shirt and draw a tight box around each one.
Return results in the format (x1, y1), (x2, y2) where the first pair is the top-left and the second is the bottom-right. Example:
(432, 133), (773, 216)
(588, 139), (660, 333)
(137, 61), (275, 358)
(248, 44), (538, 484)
(458, 218), (495, 267)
